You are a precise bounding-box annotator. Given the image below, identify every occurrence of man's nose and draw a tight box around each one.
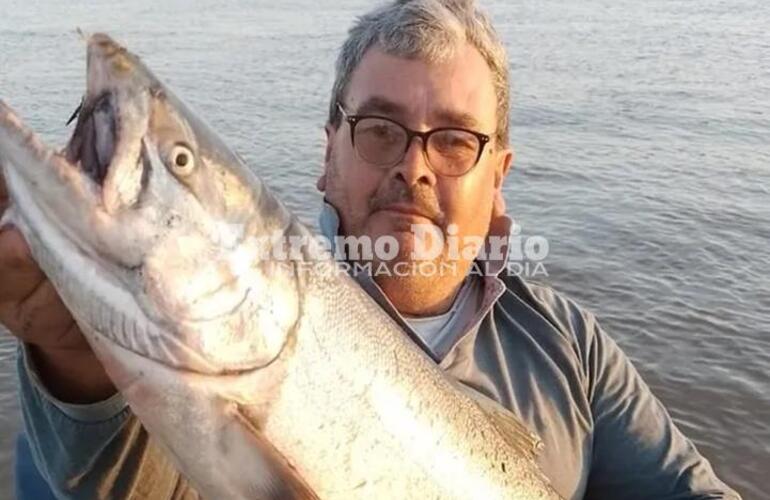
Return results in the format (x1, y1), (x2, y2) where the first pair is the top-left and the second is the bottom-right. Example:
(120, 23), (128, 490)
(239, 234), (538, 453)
(390, 137), (437, 187)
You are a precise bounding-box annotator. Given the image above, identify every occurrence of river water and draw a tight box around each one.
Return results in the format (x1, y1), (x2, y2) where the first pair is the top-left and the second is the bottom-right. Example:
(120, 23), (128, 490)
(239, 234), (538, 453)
(0, 0), (768, 498)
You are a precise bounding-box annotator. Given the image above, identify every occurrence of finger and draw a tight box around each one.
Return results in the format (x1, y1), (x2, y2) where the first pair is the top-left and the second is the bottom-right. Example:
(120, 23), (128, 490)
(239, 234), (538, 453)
(0, 280), (84, 349)
(0, 225), (32, 263)
(0, 227), (44, 303)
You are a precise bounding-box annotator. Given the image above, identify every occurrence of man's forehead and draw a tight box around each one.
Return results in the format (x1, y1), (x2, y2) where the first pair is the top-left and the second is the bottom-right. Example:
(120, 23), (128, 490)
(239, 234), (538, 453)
(344, 45), (497, 131)
(355, 95), (482, 130)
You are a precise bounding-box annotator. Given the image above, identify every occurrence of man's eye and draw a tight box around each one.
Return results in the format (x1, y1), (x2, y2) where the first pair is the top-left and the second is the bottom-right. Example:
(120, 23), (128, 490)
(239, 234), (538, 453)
(362, 124), (398, 141)
(451, 137), (476, 150)
(434, 133), (476, 152)
(372, 126), (391, 137)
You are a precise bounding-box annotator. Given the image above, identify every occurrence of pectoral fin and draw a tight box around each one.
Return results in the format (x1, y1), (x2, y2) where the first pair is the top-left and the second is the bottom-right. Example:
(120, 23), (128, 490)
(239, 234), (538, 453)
(220, 404), (319, 500)
(457, 383), (544, 462)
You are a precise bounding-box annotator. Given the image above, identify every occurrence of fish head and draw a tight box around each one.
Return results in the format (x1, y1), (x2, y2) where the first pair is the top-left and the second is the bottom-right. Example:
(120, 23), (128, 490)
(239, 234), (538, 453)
(74, 33), (265, 220)
(1, 33), (300, 376)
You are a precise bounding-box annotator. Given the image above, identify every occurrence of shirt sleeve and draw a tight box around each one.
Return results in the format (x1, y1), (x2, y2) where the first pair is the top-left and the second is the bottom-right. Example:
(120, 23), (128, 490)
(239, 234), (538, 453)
(16, 342), (194, 499)
(580, 317), (742, 499)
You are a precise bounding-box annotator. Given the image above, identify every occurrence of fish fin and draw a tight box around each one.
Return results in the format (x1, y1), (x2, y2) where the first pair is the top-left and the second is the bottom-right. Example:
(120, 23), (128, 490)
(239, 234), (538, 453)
(224, 404), (320, 500)
(458, 383), (545, 462)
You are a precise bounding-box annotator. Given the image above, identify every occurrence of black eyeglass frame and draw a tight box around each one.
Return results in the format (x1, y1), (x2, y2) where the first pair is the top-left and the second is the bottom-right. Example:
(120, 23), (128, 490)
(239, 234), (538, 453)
(336, 102), (492, 177)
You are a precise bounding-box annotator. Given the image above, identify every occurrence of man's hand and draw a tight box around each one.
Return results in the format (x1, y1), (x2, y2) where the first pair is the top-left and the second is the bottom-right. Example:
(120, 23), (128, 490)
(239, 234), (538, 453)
(0, 168), (116, 403)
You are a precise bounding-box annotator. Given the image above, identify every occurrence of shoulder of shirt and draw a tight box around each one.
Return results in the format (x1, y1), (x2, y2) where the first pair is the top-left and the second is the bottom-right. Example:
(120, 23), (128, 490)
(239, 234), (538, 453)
(494, 272), (604, 355)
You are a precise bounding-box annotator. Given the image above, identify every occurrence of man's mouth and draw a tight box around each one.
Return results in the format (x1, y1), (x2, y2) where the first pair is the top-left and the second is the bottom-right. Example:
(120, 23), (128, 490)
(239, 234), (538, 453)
(379, 203), (436, 223)
(64, 92), (117, 186)
(369, 185), (446, 228)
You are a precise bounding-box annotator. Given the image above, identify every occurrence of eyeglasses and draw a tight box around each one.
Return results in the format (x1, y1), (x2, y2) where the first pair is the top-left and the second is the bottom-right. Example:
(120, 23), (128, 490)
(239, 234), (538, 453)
(336, 103), (492, 177)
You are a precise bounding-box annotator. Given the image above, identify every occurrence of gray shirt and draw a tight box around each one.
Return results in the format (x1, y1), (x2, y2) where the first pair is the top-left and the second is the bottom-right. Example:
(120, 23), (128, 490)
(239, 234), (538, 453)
(16, 204), (740, 499)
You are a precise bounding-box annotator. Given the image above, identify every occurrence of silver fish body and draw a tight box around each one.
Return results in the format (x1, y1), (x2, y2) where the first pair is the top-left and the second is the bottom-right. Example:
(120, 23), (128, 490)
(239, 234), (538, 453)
(0, 34), (563, 500)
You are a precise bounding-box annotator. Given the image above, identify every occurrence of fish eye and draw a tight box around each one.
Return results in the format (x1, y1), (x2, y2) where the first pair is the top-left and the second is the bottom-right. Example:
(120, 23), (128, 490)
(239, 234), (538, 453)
(169, 144), (195, 176)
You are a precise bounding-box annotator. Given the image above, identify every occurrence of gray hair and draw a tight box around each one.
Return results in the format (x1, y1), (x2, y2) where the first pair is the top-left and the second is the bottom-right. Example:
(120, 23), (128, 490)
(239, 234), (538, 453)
(328, 0), (510, 145)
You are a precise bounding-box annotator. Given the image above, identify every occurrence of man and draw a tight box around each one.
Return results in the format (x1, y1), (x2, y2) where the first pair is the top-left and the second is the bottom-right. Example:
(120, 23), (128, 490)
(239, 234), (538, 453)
(0, 0), (740, 498)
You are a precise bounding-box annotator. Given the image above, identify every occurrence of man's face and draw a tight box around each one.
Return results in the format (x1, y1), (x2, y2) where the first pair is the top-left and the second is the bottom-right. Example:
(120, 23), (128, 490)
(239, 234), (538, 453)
(319, 43), (512, 269)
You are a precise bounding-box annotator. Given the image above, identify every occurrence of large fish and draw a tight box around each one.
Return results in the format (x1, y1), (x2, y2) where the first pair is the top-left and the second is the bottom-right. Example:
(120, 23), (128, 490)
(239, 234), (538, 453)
(0, 34), (563, 499)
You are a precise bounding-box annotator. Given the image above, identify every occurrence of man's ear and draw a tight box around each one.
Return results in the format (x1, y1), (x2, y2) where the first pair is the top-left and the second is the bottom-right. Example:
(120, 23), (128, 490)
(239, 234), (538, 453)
(317, 124), (335, 193)
(494, 146), (514, 192)
(492, 147), (514, 220)
(324, 123), (335, 164)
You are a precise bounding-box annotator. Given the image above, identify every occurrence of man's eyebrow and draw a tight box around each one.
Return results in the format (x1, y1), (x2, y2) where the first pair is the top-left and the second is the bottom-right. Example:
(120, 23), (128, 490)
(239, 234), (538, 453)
(355, 96), (407, 116)
(432, 109), (482, 130)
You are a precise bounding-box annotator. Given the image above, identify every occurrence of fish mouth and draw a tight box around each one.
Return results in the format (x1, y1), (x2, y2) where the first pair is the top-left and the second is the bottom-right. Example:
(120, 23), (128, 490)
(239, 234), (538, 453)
(60, 32), (151, 213)
(64, 91), (118, 186)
